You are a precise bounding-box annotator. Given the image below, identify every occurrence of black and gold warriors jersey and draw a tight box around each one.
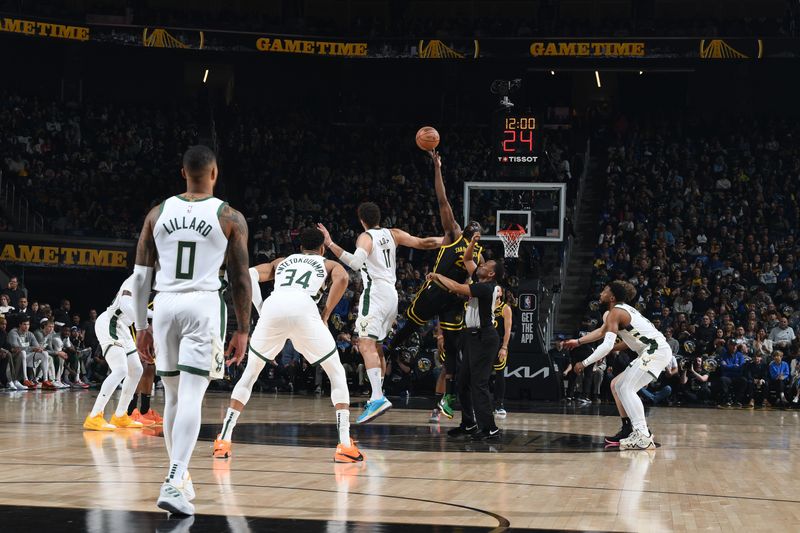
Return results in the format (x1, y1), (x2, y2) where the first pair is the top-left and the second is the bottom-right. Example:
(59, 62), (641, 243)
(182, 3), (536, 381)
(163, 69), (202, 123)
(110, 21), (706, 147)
(432, 235), (484, 283)
(494, 302), (507, 333)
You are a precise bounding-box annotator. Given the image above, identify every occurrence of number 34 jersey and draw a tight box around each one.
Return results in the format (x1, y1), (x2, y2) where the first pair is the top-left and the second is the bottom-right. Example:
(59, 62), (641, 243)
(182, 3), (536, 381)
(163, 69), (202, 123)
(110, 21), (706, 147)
(153, 195), (229, 292)
(273, 254), (329, 302)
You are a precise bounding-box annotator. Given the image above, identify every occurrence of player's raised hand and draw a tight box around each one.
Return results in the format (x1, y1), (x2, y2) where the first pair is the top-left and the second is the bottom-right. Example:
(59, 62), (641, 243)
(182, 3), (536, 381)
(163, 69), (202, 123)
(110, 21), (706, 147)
(225, 330), (249, 367)
(429, 149), (441, 168)
(470, 232), (481, 245)
(317, 223), (332, 247)
(136, 325), (155, 364)
(563, 339), (580, 350)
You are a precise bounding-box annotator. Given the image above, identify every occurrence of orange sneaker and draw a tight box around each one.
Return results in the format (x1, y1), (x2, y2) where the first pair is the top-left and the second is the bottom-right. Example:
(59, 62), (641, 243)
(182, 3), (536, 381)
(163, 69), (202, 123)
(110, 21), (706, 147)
(130, 408), (156, 427)
(110, 413), (144, 429)
(334, 439), (365, 463)
(42, 381), (56, 390)
(213, 434), (232, 458)
(141, 408), (163, 424)
(83, 413), (117, 431)
(23, 379), (37, 389)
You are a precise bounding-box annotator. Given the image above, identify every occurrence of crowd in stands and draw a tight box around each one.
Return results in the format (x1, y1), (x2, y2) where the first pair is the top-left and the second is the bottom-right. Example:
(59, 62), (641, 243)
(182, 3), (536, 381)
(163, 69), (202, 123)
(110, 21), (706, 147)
(0, 276), (101, 391)
(0, 91), (195, 238)
(0, 90), (573, 396)
(565, 115), (800, 409)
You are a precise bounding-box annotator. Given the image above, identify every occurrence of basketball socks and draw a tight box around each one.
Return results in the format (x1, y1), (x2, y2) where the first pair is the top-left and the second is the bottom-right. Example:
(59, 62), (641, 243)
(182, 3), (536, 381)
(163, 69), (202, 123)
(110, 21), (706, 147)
(336, 409), (351, 445)
(367, 368), (383, 401)
(167, 460), (188, 486)
(141, 393), (151, 414)
(128, 393), (139, 416)
(220, 408), (241, 441)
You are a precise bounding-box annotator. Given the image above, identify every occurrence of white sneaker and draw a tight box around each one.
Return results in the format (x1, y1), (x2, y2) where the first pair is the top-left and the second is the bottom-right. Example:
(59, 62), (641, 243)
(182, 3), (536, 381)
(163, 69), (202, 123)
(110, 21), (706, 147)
(619, 428), (656, 450)
(156, 480), (195, 516)
(13, 380), (26, 390)
(793, 397), (799, 404)
(494, 408), (507, 418)
(6, 381), (18, 390)
(183, 472), (195, 501)
(53, 381), (64, 388)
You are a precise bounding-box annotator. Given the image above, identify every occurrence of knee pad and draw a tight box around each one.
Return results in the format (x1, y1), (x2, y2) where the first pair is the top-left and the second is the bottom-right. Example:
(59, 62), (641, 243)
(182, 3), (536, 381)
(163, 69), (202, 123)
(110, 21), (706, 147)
(321, 355), (349, 406)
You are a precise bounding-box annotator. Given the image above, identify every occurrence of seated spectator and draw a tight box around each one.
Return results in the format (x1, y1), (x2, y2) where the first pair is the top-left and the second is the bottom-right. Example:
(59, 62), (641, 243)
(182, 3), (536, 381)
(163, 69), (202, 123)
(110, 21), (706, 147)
(0, 294), (15, 316)
(717, 340), (747, 407)
(744, 351), (770, 408)
(768, 350), (790, 407)
(680, 356), (711, 405)
(7, 318), (45, 389)
(768, 317), (796, 350)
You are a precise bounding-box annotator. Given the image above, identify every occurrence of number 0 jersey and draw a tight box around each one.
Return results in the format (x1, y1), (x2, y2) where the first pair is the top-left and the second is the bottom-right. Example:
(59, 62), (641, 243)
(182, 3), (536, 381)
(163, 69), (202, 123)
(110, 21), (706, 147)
(273, 253), (329, 301)
(153, 195), (229, 292)
(614, 303), (669, 356)
(361, 228), (397, 287)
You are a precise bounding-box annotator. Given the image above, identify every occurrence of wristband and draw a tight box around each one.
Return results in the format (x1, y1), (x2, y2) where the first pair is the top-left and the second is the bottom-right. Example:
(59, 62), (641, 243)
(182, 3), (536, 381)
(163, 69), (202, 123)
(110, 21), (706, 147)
(577, 338), (581, 346)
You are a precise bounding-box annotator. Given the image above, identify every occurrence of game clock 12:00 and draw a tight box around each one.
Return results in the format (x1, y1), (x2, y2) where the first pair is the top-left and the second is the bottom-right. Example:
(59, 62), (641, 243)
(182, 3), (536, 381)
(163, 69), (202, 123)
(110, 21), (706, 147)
(494, 115), (539, 165)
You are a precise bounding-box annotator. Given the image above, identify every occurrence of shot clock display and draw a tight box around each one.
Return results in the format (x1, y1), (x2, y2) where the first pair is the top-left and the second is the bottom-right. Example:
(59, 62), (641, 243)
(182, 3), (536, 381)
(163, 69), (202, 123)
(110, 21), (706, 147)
(494, 114), (539, 165)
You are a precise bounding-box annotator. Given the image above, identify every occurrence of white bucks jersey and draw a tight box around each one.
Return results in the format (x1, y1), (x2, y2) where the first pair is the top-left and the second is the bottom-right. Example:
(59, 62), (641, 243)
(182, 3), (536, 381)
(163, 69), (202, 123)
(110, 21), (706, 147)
(614, 303), (669, 356)
(153, 195), (228, 292)
(106, 274), (136, 328)
(361, 228), (396, 286)
(273, 254), (328, 301)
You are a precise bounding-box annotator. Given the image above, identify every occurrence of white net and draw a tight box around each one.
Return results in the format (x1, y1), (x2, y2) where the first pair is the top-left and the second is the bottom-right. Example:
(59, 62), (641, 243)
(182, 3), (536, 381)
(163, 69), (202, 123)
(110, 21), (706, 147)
(498, 228), (525, 258)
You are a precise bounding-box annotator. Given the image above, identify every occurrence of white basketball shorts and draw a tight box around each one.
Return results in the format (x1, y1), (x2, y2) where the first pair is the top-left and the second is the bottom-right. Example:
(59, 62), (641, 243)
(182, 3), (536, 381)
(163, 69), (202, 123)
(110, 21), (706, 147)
(356, 280), (398, 342)
(153, 290), (226, 378)
(249, 290), (337, 366)
(95, 309), (136, 357)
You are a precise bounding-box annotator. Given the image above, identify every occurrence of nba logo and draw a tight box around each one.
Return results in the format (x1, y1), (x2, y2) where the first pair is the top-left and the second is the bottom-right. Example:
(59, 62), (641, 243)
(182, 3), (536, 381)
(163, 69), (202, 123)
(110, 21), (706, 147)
(520, 293), (536, 311)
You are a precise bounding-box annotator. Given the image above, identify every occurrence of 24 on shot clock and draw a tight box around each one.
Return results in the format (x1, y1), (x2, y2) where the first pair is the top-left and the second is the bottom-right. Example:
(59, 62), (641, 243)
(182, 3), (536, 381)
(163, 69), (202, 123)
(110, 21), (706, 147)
(494, 114), (539, 165)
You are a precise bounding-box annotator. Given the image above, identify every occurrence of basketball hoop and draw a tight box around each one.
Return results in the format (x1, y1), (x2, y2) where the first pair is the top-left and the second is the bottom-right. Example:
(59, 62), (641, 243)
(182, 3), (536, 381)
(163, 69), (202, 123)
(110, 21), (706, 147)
(497, 224), (526, 258)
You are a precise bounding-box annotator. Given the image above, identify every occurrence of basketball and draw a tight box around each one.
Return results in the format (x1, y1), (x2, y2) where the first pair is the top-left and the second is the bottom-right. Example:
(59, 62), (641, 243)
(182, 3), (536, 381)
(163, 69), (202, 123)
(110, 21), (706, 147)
(415, 126), (440, 151)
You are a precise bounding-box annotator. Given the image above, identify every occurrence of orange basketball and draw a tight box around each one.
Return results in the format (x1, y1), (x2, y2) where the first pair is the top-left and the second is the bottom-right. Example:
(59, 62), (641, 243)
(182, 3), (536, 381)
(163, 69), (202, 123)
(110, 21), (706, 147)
(415, 126), (440, 151)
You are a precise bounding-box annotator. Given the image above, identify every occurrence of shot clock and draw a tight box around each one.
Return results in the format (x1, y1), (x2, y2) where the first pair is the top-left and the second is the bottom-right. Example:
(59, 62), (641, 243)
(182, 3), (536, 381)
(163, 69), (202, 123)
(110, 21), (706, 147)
(494, 114), (539, 165)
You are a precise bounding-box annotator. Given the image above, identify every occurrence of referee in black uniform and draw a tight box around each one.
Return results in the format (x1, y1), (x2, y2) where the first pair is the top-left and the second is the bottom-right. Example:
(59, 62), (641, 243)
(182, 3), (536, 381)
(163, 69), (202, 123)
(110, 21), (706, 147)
(428, 233), (505, 440)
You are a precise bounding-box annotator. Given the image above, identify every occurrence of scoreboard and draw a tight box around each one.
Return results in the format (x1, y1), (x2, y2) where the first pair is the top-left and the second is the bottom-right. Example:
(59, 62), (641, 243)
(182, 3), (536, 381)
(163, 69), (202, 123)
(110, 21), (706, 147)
(493, 114), (539, 165)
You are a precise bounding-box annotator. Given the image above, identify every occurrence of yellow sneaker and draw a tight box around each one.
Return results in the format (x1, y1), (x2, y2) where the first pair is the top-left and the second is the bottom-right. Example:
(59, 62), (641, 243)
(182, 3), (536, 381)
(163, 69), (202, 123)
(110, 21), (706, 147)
(83, 413), (117, 431)
(110, 413), (144, 429)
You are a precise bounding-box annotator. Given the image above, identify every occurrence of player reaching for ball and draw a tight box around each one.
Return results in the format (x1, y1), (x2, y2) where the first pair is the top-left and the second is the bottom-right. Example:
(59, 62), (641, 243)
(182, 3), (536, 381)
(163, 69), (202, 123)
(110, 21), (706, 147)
(387, 149), (484, 420)
(565, 281), (672, 450)
(317, 202), (442, 424)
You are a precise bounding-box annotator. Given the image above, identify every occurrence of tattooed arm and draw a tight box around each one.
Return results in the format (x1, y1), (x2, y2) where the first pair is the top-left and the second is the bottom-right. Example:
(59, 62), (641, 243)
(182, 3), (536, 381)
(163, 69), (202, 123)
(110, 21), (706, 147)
(133, 205), (160, 363)
(220, 204), (252, 365)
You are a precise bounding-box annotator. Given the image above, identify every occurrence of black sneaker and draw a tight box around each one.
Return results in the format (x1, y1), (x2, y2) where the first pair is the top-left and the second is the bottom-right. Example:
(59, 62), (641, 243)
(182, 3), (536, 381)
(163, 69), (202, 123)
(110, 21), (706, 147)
(604, 424), (632, 445)
(447, 424), (478, 439)
(470, 427), (501, 441)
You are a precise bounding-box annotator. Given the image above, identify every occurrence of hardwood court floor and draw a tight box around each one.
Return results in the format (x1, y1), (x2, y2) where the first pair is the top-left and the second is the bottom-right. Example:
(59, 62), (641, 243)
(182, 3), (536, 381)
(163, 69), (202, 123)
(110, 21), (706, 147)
(1, 389), (799, 532)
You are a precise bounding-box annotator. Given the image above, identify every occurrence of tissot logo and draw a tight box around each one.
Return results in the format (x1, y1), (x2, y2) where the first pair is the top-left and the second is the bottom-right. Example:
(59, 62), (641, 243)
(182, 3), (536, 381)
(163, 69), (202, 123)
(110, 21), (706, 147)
(505, 366), (550, 379)
(498, 156), (538, 163)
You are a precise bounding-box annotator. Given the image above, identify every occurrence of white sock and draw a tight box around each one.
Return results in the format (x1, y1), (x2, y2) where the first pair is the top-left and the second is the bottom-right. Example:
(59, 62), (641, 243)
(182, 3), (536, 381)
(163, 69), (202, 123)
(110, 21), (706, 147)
(336, 409), (350, 445)
(220, 407), (241, 441)
(167, 460), (188, 485)
(367, 368), (383, 401)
